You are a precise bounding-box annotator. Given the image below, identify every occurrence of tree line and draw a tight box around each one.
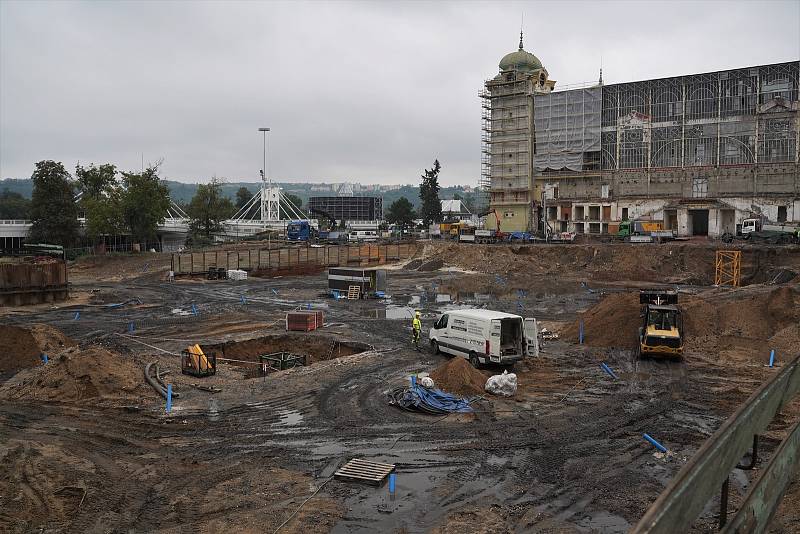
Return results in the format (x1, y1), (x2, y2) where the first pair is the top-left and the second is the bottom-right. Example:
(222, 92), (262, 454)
(6, 160), (310, 249)
(7, 157), (461, 248)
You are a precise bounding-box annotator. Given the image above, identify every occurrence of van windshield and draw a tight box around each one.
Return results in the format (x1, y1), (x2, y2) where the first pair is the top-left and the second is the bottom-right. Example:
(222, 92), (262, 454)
(434, 314), (448, 329)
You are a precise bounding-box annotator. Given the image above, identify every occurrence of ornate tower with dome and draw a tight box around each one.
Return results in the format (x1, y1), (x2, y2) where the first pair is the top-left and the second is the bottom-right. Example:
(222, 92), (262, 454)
(480, 32), (555, 232)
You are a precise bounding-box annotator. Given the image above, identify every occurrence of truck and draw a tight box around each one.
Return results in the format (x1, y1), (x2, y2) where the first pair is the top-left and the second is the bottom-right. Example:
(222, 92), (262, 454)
(478, 209), (507, 241)
(636, 289), (684, 360)
(475, 229), (501, 244)
(722, 218), (800, 244)
(428, 309), (538, 368)
(618, 219), (671, 237)
(286, 220), (313, 241)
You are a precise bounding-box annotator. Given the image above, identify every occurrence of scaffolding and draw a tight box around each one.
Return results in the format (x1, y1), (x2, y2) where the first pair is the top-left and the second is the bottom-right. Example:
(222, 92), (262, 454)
(479, 75), (534, 209)
(715, 250), (742, 287)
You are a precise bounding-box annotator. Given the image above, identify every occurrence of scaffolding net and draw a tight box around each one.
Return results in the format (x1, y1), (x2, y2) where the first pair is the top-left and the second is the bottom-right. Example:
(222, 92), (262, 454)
(533, 86), (602, 172)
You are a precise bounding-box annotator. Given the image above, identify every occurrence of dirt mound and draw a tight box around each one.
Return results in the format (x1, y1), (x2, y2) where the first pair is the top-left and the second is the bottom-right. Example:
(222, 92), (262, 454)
(0, 324), (76, 373)
(430, 357), (489, 396)
(0, 345), (148, 402)
(683, 286), (799, 358)
(561, 292), (641, 349)
(562, 286), (800, 360)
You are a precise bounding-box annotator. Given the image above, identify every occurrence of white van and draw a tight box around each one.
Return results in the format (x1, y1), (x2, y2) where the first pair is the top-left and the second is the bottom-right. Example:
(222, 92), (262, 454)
(428, 309), (538, 367)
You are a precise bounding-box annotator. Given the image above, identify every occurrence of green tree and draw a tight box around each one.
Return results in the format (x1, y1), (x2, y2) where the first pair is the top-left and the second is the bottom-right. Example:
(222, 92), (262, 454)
(235, 186), (253, 209)
(187, 177), (235, 238)
(385, 196), (416, 232)
(0, 189), (31, 219)
(120, 165), (171, 243)
(76, 163), (126, 241)
(418, 159), (443, 226)
(76, 163), (117, 199)
(29, 160), (80, 246)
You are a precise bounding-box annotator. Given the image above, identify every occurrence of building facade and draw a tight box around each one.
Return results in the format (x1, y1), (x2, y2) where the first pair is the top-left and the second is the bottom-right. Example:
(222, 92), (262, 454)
(482, 39), (800, 237)
(307, 196), (383, 223)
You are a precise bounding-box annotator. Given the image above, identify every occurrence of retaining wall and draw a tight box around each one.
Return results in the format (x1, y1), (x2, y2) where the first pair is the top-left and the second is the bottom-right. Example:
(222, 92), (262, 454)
(0, 261), (69, 306)
(171, 243), (419, 275)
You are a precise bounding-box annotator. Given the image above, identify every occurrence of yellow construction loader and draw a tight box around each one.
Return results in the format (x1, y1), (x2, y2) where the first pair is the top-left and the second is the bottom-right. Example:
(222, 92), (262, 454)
(637, 290), (684, 359)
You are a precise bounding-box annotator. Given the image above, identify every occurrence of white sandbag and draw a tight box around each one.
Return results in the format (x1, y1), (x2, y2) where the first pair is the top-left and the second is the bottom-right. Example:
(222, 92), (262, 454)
(420, 376), (435, 389)
(485, 370), (517, 396)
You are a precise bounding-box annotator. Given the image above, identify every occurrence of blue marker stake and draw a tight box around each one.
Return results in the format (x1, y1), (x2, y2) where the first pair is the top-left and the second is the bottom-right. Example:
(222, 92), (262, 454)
(579, 320), (584, 344)
(388, 473), (396, 493)
(41, 353), (48, 364)
(643, 433), (668, 453)
(769, 349), (775, 368)
(600, 362), (619, 380)
(166, 384), (172, 413)
(307, 303), (311, 310)
(74, 311), (80, 320)
(191, 303), (198, 316)
(241, 295), (246, 304)
(128, 321), (135, 333)
(271, 289), (278, 296)
(410, 375), (417, 388)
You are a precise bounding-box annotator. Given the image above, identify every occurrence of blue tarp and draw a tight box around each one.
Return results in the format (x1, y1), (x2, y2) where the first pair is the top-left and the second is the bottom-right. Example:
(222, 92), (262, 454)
(401, 385), (473, 413)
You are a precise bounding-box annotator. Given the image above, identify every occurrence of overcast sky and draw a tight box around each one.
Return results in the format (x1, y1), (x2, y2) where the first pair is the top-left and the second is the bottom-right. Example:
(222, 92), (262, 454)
(1, 0), (798, 186)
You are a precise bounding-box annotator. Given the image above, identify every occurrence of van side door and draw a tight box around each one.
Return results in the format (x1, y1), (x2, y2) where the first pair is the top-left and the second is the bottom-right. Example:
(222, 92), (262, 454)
(431, 314), (450, 353)
(489, 319), (502, 359)
(524, 318), (539, 357)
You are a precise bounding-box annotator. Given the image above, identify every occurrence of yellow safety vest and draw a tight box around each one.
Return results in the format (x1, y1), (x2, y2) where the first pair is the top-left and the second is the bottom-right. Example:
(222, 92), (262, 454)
(412, 318), (421, 331)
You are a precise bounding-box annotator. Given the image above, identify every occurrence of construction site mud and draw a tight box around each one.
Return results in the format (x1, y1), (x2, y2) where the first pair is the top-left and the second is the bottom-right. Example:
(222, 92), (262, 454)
(1, 241), (799, 533)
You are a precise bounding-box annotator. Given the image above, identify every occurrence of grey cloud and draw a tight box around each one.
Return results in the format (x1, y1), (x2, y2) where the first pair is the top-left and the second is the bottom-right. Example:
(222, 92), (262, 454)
(1, 0), (798, 186)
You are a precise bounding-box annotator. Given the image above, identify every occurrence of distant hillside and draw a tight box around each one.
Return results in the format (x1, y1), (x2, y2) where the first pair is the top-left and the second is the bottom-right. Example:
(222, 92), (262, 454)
(0, 178), (479, 211)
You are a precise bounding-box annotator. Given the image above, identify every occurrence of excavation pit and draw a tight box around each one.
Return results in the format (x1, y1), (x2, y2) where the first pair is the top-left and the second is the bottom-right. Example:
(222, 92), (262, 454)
(206, 334), (371, 378)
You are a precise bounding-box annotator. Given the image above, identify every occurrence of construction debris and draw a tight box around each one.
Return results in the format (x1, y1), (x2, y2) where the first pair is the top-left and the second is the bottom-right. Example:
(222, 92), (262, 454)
(485, 370), (518, 397)
(227, 269), (248, 281)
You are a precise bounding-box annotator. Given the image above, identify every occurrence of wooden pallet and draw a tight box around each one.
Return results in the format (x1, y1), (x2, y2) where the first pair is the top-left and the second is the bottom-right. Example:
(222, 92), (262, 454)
(347, 285), (361, 300)
(334, 458), (395, 485)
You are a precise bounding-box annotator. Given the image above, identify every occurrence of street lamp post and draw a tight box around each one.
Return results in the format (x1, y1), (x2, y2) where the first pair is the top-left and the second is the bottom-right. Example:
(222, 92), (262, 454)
(258, 127), (271, 249)
(258, 127), (271, 221)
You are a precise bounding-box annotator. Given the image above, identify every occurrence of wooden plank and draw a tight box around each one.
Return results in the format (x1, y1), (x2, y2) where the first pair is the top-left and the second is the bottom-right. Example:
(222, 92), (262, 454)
(347, 458), (394, 468)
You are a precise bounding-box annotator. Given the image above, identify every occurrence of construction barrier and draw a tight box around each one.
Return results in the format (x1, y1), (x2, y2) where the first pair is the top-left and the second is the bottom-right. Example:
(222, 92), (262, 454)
(0, 261), (69, 305)
(170, 243), (419, 276)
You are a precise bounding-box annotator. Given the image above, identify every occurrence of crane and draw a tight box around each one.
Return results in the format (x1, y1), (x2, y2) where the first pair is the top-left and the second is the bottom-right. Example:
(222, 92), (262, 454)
(310, 207), (337, 229)
(478, 208), (506, 240)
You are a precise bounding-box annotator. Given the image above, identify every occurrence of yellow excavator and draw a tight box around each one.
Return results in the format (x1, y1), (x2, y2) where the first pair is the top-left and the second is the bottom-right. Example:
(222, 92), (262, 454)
(637, 290), (684, 359)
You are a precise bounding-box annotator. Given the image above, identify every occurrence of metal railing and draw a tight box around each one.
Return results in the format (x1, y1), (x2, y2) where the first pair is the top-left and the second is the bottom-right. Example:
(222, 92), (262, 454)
(633, 354), (800, 533)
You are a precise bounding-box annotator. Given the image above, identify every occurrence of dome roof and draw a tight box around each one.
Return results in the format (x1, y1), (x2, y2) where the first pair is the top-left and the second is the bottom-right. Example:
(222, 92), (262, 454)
(499, 32), (543, 73)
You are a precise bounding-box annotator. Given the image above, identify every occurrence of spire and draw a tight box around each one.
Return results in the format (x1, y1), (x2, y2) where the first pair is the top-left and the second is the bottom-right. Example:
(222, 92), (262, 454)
(519, 30), (524, 50)
(519, 13), (524, 49)
(599, 68), (603, 85)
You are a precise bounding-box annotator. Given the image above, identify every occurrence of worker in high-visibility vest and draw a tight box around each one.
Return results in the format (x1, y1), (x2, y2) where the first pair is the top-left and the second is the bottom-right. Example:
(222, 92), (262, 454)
(412, 311), (422, 350)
